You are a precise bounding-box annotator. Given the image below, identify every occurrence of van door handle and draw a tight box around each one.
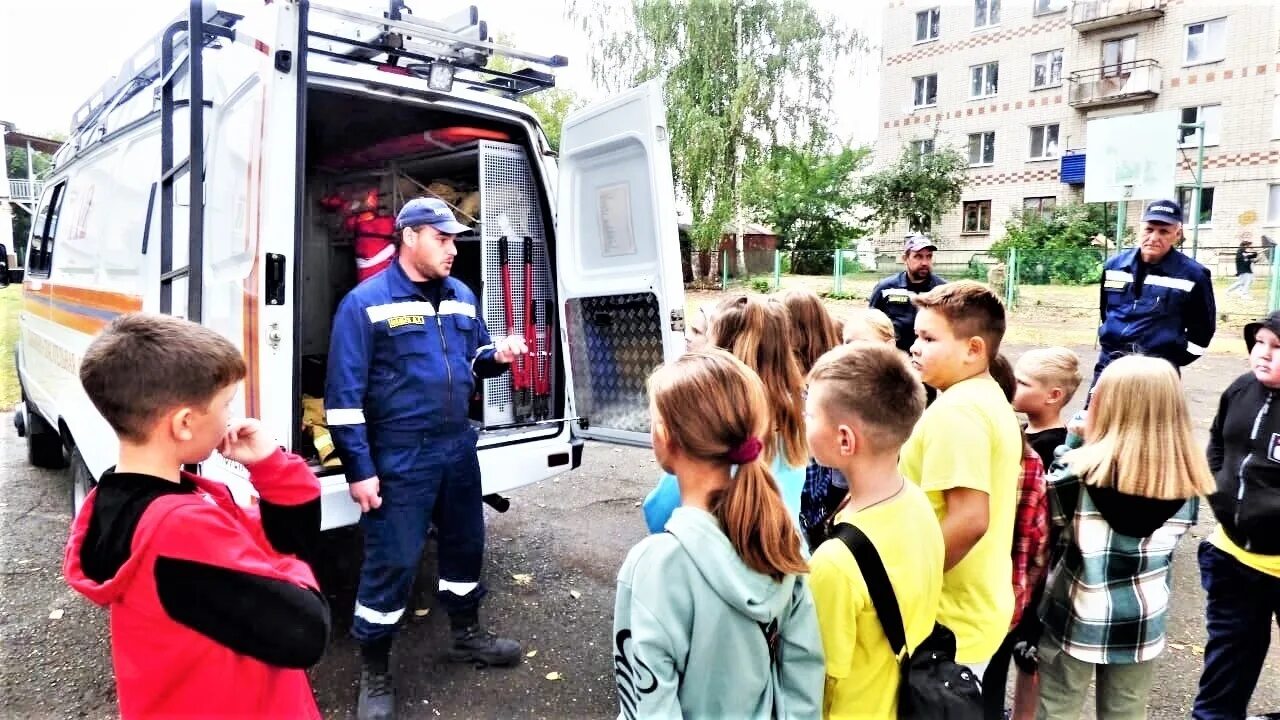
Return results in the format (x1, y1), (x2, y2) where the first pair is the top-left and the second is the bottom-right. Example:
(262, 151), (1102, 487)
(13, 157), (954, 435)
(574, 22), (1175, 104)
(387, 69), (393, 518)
(265, 253), (286, 305)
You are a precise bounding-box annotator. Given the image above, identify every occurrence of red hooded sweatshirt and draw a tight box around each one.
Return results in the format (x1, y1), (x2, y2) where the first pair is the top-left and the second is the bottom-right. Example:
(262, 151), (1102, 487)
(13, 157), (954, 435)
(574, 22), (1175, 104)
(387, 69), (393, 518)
(64, 449), (328, 719)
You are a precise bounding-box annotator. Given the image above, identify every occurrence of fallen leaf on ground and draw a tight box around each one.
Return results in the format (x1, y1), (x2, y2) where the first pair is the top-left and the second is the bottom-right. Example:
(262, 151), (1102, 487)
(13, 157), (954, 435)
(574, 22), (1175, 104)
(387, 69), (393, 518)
(569, 590), (582, 600)
(49, 609), (64, 620)
(545, 672), (562, 681)
(512, 573), (534, 586)
(526, 650), (538, 658)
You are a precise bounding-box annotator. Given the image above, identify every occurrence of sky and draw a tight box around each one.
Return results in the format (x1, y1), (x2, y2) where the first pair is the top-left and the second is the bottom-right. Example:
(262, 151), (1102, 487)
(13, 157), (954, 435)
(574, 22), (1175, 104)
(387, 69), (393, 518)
(0, 0), (881, 144)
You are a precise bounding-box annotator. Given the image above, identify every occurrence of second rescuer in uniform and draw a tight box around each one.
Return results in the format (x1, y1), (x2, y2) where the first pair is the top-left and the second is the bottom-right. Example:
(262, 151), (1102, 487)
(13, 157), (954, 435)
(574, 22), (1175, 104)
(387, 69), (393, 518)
(325, 197), (528, 720)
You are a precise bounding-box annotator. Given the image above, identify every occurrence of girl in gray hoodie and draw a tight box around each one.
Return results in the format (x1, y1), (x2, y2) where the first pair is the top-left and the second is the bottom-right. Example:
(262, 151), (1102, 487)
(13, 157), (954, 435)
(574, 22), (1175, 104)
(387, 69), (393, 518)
(614, 350), (825, 719)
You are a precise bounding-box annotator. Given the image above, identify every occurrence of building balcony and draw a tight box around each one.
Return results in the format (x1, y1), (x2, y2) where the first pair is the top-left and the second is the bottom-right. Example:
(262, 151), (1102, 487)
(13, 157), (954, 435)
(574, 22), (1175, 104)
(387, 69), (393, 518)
(1068, 59), (1161, 108)
(5, 179), (44, 203)
(1071, 0), (1165, 33)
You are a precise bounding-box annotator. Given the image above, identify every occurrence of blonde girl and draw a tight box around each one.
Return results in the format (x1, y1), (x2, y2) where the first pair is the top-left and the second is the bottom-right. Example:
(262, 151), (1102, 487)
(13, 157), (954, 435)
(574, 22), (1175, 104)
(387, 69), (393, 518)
(1037, 355), (1214, 720)
(614, 350), (823, 719)
(643, 295), (809, 531)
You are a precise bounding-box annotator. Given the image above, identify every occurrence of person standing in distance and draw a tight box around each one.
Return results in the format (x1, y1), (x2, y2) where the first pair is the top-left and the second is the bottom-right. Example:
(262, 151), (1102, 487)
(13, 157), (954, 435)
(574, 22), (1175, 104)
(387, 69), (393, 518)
(1093, 199), (1216, 390)
(868, 233), (948, 354)
(325, 197), (528, 720)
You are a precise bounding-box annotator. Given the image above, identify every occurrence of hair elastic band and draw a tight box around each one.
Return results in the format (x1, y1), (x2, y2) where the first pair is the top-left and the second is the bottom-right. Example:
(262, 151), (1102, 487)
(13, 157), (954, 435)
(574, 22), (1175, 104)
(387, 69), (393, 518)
(727, 436), (763, 464)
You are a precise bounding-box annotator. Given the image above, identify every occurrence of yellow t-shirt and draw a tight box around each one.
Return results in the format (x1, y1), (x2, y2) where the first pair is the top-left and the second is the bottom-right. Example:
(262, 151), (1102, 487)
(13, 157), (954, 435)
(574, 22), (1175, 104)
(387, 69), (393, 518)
(898, 374), (1022, 664)
(1208, 527), (1280, 578)
(809, 482), (944, 720)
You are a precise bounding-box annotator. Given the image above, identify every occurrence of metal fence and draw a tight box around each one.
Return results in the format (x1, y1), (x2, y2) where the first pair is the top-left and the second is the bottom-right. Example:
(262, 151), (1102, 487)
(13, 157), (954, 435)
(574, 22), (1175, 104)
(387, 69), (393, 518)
(705, 243), (1273, 323)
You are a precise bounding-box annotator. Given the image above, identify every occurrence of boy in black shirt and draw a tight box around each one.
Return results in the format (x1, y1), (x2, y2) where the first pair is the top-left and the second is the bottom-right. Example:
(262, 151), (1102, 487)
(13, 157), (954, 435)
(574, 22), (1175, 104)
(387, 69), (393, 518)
(1014, 348), (1083, 469)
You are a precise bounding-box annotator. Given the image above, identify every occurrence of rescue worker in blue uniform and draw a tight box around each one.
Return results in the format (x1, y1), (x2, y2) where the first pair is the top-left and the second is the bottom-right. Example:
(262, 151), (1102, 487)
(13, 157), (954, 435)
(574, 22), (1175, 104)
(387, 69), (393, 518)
(325, 197), (528, 720)
(1094, 199), (1217, 389)
(868, 233), (948, 352)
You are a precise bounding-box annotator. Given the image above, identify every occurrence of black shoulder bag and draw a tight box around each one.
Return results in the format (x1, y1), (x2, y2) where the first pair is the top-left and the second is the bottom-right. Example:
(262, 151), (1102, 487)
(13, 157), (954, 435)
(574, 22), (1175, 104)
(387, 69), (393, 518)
(830, 523), (983, 720)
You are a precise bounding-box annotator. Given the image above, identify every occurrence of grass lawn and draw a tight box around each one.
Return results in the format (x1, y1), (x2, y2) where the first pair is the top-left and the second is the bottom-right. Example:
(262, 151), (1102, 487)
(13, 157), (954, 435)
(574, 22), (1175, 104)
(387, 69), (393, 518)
(1, 284), (19, 410)
(690, 273), (1263, 357)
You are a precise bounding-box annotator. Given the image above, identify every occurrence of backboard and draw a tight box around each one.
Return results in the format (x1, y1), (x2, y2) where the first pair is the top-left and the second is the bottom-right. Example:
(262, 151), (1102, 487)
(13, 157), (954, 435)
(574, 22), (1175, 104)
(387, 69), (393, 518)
(1083, 111), (1178, 203)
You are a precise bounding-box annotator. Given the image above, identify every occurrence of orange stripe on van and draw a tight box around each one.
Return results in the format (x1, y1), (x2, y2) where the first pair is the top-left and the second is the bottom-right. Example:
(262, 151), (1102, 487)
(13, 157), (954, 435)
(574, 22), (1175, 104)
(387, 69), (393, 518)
(23, 281), (143, 334)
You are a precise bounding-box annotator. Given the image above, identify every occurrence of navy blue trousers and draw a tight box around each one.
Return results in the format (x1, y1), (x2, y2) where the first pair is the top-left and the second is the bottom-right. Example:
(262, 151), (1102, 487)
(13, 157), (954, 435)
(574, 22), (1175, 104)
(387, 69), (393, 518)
(352, 429), (485, 644)
(1192, 540), (1280, 720)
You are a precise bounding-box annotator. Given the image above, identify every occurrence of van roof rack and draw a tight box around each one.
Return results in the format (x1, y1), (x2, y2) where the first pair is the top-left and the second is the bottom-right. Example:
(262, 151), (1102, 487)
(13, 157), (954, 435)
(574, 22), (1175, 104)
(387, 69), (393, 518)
(68, 2), (242, 139)
(307, 1), (567, 98)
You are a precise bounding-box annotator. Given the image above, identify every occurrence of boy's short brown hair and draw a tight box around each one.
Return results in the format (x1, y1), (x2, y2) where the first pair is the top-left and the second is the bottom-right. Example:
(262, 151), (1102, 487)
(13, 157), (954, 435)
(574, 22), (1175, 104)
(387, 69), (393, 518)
(808, 342), (925, 453)
(912, 280), (1007, 359)
(80, 313), (246, 442)
(1016, 347), (1083, 404)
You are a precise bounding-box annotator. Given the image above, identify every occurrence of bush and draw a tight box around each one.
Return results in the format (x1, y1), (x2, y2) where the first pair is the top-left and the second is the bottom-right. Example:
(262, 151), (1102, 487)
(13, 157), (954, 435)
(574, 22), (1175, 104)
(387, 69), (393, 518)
(840, 252), (862, 276)
(750, 278), (773, 293)
(991, 203), (1110, 286)
(964, 256), (990, 282)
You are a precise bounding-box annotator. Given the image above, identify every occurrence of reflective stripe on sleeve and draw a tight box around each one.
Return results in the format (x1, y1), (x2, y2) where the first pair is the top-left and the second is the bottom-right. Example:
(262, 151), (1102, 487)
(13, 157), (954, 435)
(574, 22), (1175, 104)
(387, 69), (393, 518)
(1186, 341), (1207, 356)
(326, 408), (367, 426)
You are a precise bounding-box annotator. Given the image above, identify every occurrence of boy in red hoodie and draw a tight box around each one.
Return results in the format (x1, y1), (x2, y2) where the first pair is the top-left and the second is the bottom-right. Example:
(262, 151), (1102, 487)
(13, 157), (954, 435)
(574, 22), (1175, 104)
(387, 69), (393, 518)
(63, 313), (329, 719)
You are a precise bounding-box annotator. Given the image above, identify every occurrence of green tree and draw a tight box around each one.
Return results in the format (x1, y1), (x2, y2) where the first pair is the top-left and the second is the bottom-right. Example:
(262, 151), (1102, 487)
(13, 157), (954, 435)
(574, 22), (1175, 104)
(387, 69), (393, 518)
(990, 202), (1114, 285)
(570, 0), (865, 279)
(856, 144), (968, 236)
(745, 141), (869, 274)
(6, 145), (55, 261)
(485, 34), (584, 151)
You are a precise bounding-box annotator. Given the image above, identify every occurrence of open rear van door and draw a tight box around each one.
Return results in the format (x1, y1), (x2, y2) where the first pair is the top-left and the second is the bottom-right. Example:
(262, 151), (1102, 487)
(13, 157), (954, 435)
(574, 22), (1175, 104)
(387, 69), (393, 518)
(555, 79), (686, 446)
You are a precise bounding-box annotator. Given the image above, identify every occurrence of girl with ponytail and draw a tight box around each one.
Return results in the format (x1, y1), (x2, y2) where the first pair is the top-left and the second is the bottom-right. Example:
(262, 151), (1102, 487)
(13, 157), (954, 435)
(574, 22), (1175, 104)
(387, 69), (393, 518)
(642, 295), (808, 532)
(613, 350), (824, 720)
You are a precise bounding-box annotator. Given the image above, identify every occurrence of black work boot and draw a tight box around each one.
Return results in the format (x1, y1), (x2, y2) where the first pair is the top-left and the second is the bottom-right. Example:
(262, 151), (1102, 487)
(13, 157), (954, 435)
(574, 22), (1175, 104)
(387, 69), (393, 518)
(357, 639), (395, 720)
(446, 610), (521, 667)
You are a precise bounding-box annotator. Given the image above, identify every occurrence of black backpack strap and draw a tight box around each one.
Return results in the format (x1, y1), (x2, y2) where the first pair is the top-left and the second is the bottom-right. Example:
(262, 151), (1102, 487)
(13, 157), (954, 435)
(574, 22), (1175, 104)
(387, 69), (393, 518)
(830, 522), (909, 659)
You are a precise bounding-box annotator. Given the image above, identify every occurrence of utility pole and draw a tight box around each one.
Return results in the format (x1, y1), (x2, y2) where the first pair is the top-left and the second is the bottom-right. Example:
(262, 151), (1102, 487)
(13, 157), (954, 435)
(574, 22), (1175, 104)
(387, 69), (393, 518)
(1177, 121), (1205, 258)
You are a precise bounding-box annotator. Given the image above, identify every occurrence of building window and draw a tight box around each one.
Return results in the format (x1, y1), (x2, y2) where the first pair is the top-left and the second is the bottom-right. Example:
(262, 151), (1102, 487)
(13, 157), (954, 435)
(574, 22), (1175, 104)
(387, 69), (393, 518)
(963, 200), (993, 233)
(1024, 196), (1057, 218)
(1177, 186), (1215, 226)
(1033, 0), (1067, 15)
(970, 62), (999, 98)
(1273, 94), (1280, 139)
(911, 139), (935, 157)
(1029, 123), (1060, 159)
(974, 0), (1000, 29)
(1185, 18), (1226, 65)
(916, 7), (941, 42)
(1102, 36), (1137, 77)
(1268, 184), (1280, 225)
(1031, 49), (1063, 89)
(968, 132), (996, 166)
(1179, 105), (1222, 147)
(913, 74), (938, 107)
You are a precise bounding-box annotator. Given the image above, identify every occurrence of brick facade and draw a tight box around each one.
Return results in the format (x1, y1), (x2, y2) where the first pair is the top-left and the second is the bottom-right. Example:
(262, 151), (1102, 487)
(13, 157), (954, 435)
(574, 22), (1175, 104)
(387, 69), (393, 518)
(871, 0), (1280, 269)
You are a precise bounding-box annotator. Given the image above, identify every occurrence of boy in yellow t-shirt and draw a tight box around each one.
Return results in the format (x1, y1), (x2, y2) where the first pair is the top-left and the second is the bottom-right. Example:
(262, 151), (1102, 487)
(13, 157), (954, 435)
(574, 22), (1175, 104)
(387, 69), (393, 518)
(806, 343), (944, 719)
(898, 281), (1022, 674)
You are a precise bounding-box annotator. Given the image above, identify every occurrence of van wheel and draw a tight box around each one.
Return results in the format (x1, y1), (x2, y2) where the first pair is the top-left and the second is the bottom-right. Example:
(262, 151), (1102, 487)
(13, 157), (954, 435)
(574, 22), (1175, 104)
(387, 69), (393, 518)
(70, 448), (97, 518)
(25, 402), (67, 469)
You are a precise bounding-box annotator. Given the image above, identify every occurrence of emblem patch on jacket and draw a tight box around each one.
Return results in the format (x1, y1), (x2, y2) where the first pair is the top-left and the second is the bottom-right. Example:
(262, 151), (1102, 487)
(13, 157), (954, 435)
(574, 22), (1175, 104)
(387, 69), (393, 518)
(1269, 433), (1280, 463)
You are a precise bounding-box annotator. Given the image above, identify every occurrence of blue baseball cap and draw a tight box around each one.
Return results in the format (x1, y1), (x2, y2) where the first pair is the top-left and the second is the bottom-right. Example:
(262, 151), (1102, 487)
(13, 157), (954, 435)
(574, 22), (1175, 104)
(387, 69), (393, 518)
(395, 197), (470, 234)
(1141, 199), (1183, 225)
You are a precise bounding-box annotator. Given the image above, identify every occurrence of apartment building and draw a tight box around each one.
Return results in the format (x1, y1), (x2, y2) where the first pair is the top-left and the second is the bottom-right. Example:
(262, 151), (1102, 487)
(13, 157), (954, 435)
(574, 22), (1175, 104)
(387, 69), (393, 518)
(871, 0), (1280, 264)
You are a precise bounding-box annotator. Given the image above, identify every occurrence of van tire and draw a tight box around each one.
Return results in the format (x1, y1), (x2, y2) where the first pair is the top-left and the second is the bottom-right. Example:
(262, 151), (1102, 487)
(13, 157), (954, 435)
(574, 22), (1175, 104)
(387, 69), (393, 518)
(70, 448), (97, 519)
(25, 402), (67, 470)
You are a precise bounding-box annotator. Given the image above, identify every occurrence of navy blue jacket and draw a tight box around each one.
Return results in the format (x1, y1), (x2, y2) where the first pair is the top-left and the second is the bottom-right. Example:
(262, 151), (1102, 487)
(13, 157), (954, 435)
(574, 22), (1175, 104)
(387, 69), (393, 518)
(868, 271), (947, 352)
(1098, 247), (1216, 368)
(324, 260), (504, 483)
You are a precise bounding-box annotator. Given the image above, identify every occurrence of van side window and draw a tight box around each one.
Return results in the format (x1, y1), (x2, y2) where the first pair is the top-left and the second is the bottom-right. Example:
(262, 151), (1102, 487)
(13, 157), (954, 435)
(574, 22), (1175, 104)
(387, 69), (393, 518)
(27, 182), (68, 278)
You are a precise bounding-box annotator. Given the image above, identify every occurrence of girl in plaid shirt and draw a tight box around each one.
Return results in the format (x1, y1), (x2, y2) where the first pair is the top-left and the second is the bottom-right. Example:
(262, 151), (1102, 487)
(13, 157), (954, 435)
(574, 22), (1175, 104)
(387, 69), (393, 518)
(1037, 355), (1215, 719)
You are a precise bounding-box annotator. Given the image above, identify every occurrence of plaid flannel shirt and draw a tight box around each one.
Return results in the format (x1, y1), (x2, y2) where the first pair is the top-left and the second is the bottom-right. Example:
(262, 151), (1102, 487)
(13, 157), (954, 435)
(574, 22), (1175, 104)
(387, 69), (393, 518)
(1038, 462), (1197, 665)
(1009, 447), (1048, 629)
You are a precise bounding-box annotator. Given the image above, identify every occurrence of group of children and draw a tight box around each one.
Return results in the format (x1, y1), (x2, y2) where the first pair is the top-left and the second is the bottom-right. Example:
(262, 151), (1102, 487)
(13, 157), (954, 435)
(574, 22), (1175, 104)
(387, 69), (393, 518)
(617, 282), (1266, 720)
(55, 284), (1277, 719)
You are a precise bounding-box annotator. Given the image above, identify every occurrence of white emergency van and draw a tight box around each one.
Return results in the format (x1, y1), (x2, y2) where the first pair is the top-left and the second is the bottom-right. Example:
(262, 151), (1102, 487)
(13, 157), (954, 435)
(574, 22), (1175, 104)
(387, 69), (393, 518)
(13, 0), (686, 530)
